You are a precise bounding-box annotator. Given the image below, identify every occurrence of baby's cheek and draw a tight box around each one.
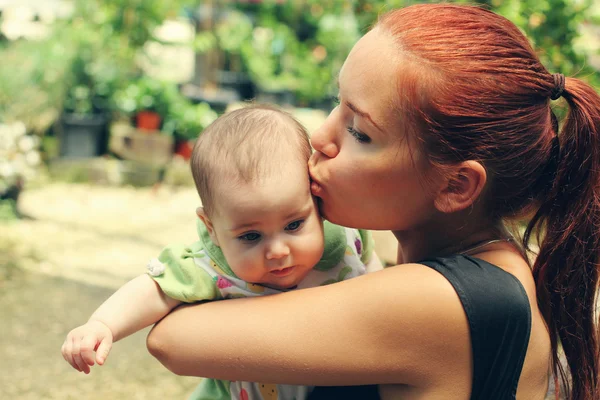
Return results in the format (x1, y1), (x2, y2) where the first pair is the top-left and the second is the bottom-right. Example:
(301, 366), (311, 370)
(228, 251), (261, 282)
(308, 235), (326, 266)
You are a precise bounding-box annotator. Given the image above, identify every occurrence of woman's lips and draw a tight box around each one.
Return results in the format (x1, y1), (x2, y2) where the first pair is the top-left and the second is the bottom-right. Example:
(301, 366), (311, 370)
(309, 170), (324, 196)
(310, 180), (323, 196)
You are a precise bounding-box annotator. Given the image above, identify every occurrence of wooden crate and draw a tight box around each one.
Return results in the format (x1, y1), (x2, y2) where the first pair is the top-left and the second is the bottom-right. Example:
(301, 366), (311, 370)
(109, 122), (174, 166)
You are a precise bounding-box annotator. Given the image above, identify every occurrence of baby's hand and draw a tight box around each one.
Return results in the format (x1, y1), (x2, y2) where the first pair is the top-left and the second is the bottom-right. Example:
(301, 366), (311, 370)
(61, 320), (113, 374)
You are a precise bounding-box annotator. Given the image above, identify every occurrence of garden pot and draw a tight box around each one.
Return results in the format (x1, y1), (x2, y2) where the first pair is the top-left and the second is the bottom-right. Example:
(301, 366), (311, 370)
(174, 139), (194, 161)
(59, 113), (108, 158)
(136, 111), (162, 132)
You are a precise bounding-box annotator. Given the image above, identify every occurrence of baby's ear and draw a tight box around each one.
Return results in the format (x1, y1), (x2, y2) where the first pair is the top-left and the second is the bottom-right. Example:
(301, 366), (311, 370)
(196, 207), (219, 246)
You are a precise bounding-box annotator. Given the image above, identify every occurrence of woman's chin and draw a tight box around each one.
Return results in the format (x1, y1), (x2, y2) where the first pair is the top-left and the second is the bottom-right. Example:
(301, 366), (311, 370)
(315, 196), (333, 221)
(317, 200), (347, 226)
(320, 201), (388, 230)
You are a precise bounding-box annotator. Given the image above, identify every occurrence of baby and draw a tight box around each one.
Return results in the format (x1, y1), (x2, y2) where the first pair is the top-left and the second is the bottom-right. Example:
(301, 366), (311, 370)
(61, 105), (379, 400)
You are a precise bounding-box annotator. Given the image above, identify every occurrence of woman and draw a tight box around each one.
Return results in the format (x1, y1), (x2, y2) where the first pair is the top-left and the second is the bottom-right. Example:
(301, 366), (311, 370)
(147, 4), (599, 400)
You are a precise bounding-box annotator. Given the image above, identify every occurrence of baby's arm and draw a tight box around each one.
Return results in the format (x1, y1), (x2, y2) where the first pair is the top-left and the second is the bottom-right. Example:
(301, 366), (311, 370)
(61, 274), (181, 374)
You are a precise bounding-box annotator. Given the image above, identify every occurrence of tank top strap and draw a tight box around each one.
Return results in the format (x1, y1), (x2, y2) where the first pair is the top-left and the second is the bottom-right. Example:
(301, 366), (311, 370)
(419, 255), (531, 400)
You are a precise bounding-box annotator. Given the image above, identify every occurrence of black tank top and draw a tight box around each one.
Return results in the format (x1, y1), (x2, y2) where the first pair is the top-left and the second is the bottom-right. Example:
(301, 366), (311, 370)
(307, 255), (531, 400)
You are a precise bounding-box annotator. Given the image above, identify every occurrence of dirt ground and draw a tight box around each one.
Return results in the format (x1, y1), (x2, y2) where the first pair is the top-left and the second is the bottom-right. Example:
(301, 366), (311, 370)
(0, 183), (209, 399)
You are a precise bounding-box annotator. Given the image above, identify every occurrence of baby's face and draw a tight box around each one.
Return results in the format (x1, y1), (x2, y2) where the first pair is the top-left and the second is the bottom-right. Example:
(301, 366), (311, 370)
(207, 164), (324, 289)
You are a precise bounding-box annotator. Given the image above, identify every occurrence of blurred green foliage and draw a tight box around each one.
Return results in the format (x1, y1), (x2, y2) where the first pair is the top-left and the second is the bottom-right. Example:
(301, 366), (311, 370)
(204, 0), (598, 105)
(487, 0), (598, 87)
(353, 0), (597, 85)
(0, 0), (597, 127)
(0, 0), (196, 128)
(208, 2), (361, 105)
(0, 199), (18, 221)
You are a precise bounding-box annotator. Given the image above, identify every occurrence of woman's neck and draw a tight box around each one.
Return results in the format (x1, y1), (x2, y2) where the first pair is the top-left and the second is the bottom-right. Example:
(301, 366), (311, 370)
(393, 211), (508, 264)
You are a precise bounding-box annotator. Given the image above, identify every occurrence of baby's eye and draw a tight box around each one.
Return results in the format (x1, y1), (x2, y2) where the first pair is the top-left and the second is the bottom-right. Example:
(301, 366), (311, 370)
(285, 220), (304, 232)
(238, 232), (261, 242)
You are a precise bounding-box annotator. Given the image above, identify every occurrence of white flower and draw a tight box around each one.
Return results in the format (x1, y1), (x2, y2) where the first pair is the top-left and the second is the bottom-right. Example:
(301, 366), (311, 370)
(146, 258), (166, 276)
(0, 162), (15, 179)
(12, 121), (27, 138)
(0, 121), (41, 195)
(25, 151), (41, 166)
(18, 135), (35, 152)
(13, 153), (26, 170)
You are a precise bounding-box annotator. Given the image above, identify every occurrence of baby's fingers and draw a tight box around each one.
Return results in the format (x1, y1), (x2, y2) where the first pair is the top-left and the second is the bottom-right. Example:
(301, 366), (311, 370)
(95, 337), (112, 365)
(73, 353), (90, 374)
(71, 336), (90, 374)
(61, 339), (79, 371)
(80, 335), (98, 367)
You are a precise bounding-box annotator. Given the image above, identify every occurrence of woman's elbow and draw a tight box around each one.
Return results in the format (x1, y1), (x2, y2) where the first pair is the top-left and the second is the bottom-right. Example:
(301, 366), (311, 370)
(146, 325), (185, 375)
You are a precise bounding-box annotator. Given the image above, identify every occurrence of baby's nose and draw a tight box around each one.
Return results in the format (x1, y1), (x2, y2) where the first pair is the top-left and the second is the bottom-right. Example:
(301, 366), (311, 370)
(265, 240), (290, 260)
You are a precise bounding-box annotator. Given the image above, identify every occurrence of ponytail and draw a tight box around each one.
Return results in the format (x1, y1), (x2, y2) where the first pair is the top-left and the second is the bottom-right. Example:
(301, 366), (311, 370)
(374, 5), (599, 397)
(525, 77), (600, 400)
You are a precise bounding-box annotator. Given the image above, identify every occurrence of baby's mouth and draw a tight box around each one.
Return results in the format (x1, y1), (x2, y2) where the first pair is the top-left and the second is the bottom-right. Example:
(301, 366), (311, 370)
(270, 266), (295, 277)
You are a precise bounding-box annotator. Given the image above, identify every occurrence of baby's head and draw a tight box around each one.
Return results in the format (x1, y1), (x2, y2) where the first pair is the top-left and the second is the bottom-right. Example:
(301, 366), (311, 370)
(191, 105), (324, 289)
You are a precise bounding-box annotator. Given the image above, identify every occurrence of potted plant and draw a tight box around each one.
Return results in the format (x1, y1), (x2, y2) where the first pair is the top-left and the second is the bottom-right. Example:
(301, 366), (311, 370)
(166, 99), (218, 160)
(114, 77), (179, 133)
(59, 51), (113, 158)
(55, 9), (138, 159)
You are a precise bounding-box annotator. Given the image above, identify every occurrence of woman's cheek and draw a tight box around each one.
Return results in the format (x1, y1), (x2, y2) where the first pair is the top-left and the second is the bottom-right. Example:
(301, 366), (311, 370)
(334, 156), (362, 190)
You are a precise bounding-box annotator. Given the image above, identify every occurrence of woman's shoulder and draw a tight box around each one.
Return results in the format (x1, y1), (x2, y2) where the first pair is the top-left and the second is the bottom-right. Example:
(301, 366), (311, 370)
(416, 254), (533, 399)
(357, 255), (531, 386)
(415, 254), (532, 346)
(345, 261), (474, 380)
(419, 254), (531, 308)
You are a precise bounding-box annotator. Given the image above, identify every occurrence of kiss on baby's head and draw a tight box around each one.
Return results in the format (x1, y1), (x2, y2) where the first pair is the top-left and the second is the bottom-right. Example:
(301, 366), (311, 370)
(191, 104), (312, 217)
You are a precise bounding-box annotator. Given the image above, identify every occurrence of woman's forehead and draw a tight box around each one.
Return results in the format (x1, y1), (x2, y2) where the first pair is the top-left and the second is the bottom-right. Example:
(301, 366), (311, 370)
(339, 29), (402, 131)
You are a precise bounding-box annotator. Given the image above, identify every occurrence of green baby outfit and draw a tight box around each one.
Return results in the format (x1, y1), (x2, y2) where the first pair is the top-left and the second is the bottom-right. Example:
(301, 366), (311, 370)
(147, 219), (373, 400)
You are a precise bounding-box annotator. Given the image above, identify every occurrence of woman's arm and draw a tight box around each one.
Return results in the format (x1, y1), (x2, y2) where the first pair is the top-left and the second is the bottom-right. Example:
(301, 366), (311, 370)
(147, 264), (471, 387)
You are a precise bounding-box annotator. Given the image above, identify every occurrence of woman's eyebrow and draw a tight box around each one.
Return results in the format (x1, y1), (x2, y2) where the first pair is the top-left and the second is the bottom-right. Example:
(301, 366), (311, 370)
(336, 76), (384, 132)
(345, 100), (384, 132)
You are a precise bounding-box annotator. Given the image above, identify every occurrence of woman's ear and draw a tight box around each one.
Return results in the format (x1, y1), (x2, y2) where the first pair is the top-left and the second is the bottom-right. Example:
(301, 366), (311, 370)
(434, 161), (486, 214)
(196, 207), (219, 246)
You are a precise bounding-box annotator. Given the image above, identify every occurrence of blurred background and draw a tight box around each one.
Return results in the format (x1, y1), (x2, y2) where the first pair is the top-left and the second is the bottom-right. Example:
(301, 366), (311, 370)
(0, 0), (598, 398)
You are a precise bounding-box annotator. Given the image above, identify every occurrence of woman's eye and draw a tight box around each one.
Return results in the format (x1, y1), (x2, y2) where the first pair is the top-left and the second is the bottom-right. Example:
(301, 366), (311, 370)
(347, 127), (371, 144)
(238, 232), (261, 242)
(285, 220), (304, 232)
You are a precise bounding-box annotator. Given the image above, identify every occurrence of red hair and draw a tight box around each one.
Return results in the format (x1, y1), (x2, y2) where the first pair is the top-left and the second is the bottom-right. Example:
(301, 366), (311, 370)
(378, 5), (600, 400)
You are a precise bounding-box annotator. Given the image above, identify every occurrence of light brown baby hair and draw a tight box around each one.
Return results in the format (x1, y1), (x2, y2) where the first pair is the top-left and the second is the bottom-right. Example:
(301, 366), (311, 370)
(191, 104), (312, 216)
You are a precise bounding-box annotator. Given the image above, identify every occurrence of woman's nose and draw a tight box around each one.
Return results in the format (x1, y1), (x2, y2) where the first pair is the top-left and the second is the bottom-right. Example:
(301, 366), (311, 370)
(265, 239), (290, 260)
(310, 113), (339, 159)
